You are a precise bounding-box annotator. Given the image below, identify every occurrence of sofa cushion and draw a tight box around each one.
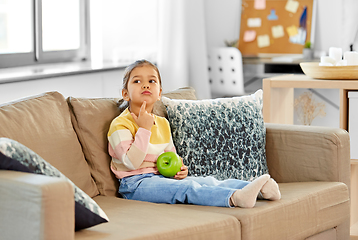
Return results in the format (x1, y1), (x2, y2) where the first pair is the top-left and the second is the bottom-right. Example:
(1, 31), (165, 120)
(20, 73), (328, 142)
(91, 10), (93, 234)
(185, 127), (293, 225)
(67, 97), (122, 197)
(0, 138), (109, 231)
(162, 90), (268, 181)
(76, 196), (241, 240)
(0, 91), (98, 197)
(173, 182), (349, 240)
(67, 87), (197, 196)
(153, 86), (197, 118)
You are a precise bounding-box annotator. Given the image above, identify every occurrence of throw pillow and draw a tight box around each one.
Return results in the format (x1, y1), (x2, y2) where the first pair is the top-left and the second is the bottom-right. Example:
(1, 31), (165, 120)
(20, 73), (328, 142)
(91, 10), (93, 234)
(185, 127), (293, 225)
(0, 151), (33, 173)
(0, 91), (98, 198)
(0, 138), (109, 231)
(161, 89), (268, 181)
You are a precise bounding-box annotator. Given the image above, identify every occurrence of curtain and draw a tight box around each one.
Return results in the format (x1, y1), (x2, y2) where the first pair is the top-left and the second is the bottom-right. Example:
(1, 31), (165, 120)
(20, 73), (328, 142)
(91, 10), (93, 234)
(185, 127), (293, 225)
(157, 0), (211, 99)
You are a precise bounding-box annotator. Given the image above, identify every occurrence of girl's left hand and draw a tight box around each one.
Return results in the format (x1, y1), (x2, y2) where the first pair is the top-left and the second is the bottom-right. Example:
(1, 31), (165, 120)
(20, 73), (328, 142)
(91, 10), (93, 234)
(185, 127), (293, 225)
(174, 165), (188, 180)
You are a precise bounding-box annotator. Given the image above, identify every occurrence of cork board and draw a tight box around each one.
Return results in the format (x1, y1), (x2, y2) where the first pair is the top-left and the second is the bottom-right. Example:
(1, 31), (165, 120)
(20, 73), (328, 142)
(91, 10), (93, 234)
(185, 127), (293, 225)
(238, 0), (316, 56)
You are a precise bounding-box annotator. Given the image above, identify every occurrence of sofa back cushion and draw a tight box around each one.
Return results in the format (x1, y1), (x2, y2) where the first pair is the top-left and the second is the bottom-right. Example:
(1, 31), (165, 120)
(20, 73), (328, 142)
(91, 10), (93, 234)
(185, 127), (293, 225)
(68, 87), (197, 196)
(67, 97), (122, 196)
(0, 92), (99, 197)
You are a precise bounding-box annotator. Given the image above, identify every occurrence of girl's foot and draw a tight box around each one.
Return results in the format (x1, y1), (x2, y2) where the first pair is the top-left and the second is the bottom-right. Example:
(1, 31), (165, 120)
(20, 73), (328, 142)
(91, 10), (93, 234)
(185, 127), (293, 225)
(231, 174), (270, 208)
(260, 178), (281, 201)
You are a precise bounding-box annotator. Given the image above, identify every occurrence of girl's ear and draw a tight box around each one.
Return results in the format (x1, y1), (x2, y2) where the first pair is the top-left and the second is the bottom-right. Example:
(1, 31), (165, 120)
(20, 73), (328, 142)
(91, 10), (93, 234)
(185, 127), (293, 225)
(122, 89), (130, 101)
(158, 88), (162, 101)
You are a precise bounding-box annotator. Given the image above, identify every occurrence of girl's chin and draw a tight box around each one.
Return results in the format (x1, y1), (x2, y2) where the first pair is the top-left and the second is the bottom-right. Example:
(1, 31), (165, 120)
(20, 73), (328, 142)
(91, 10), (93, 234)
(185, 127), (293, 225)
(133, 100), (154, 106)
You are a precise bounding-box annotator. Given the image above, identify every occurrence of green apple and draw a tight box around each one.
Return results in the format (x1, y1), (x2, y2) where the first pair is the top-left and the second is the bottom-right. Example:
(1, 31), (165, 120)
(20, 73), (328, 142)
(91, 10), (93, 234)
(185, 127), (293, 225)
(156, 152), (182, 177)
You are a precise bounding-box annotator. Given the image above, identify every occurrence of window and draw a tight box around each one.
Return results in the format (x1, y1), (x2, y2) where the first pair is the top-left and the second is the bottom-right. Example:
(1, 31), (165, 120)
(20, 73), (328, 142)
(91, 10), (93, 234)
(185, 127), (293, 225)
(0, 0), (88, 68)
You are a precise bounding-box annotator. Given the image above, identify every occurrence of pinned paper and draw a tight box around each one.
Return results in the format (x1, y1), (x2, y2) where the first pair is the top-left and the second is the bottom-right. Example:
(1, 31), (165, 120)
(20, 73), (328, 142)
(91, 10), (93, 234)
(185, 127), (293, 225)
(267, 9), (278, 20)
(285, 0), (299, 13)
(257, 34), (270, 48)
(272, 25), (284, 38)
(286, 25), (298, 37)
(289, 27), (306, 44)
(247, 18), (262, 28)
(243, 30), (256, 42)
(254, 0), (266, 10)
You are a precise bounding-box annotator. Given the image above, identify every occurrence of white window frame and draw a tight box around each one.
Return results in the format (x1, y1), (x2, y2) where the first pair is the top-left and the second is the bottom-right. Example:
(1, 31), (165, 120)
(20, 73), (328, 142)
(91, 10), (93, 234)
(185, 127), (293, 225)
(0, 0), (89, 68)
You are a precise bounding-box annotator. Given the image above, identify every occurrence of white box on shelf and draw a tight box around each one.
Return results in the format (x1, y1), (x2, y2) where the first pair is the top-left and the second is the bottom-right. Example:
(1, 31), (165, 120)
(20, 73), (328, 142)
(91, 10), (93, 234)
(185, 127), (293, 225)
(349, 91), (358, 159)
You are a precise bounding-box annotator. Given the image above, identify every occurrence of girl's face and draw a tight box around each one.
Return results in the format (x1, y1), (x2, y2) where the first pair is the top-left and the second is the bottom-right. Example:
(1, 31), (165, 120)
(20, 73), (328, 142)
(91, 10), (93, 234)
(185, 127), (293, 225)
(122, 65), (162, 108)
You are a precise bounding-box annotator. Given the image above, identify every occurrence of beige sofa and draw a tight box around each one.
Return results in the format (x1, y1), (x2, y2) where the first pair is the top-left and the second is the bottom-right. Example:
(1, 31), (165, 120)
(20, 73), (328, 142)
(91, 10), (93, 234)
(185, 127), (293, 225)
(0, 88), (350, 240)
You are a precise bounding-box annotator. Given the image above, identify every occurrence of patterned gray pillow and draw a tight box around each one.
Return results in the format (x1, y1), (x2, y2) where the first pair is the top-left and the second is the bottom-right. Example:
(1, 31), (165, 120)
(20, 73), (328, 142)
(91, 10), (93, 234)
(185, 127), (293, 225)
(162, 90), (268, 181)
(0, 138), (109, 231)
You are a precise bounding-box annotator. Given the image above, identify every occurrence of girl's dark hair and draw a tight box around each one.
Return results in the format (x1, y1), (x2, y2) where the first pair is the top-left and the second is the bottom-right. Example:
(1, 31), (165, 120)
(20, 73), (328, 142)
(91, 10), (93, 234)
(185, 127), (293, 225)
(117, 59), (162, 111)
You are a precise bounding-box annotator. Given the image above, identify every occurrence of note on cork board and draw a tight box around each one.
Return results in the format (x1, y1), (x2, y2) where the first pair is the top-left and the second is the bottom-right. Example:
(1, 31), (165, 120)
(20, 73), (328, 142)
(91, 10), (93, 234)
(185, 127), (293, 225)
(239, 0), (316, 56)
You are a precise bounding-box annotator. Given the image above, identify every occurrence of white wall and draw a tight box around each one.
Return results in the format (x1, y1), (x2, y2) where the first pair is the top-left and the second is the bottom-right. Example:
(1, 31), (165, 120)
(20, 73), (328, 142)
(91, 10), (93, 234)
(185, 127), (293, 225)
(0, 70), (124, 104)
(2, 0), (357, 124)
(314, 0), (344, 54)
(96, 0), (358, 60)
(203, 0), (358, 55)
(342, 0), (358, 51)
(98, 0), (158, 63)
(200, 0), (356, 129)
(89, 0), (355, 128)
(89, 0), (358, 65)
(204, 0), (241, 49)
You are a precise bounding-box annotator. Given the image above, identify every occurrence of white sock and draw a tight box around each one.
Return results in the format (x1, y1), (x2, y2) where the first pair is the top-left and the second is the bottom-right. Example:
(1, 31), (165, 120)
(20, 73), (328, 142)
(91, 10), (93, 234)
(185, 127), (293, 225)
(260, 178), (281, 201)
(231, 174), (270, 208)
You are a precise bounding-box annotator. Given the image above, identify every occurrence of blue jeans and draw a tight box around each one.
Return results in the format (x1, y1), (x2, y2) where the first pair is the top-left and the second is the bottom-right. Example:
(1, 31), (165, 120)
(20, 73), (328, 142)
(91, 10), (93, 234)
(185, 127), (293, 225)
(118, 173), (250, 207)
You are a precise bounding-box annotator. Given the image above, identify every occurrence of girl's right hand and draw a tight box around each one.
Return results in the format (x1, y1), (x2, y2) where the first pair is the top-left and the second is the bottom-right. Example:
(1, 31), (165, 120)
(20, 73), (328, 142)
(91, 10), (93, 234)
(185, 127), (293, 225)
(131, 101), (155, 131)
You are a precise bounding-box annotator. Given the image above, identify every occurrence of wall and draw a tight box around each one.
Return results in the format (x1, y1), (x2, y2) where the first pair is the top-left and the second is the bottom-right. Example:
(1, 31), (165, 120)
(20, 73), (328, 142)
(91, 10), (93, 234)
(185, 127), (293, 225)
(342, 0), (358, 51)
(1, 0), (344, 123)
(96, 0), (358, 62)
(204, 0), (358, 55)
(204, 0), (241, 49)
(0, 70), (124, 105)
(205, 0), (357, 54)
(97, 0), (158, 64)
(91, 0), (356, 127)
(202, 0), (356, 128)
(312, 0), (343, 54)
(3, 0), (355, 101)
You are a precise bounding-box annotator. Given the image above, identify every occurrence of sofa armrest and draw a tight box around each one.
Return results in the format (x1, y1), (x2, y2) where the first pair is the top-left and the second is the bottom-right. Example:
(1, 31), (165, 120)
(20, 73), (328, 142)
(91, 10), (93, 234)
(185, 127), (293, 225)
(265, 123), (350, 189)
(0, 170), (74, 240)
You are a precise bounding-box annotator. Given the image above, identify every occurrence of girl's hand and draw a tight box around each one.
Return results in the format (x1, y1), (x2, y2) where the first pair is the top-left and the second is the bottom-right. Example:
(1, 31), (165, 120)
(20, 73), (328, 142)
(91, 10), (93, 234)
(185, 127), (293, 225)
(174, 165), (188, 180)
(131, 101), (154, 131)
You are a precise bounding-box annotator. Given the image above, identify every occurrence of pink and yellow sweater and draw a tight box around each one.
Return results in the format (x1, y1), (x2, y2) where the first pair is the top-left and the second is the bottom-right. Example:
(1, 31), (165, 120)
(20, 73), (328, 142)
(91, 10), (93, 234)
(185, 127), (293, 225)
(108, 108), (176, 179)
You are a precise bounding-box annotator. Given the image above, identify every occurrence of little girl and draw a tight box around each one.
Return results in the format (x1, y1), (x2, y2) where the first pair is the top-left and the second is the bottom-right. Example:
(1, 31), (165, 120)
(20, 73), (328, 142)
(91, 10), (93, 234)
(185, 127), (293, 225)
(108, 59), (281, 208)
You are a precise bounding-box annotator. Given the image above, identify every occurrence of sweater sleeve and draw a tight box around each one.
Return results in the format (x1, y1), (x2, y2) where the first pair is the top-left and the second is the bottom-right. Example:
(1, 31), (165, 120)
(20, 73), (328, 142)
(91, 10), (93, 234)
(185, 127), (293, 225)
(108, 127), (151, 170)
